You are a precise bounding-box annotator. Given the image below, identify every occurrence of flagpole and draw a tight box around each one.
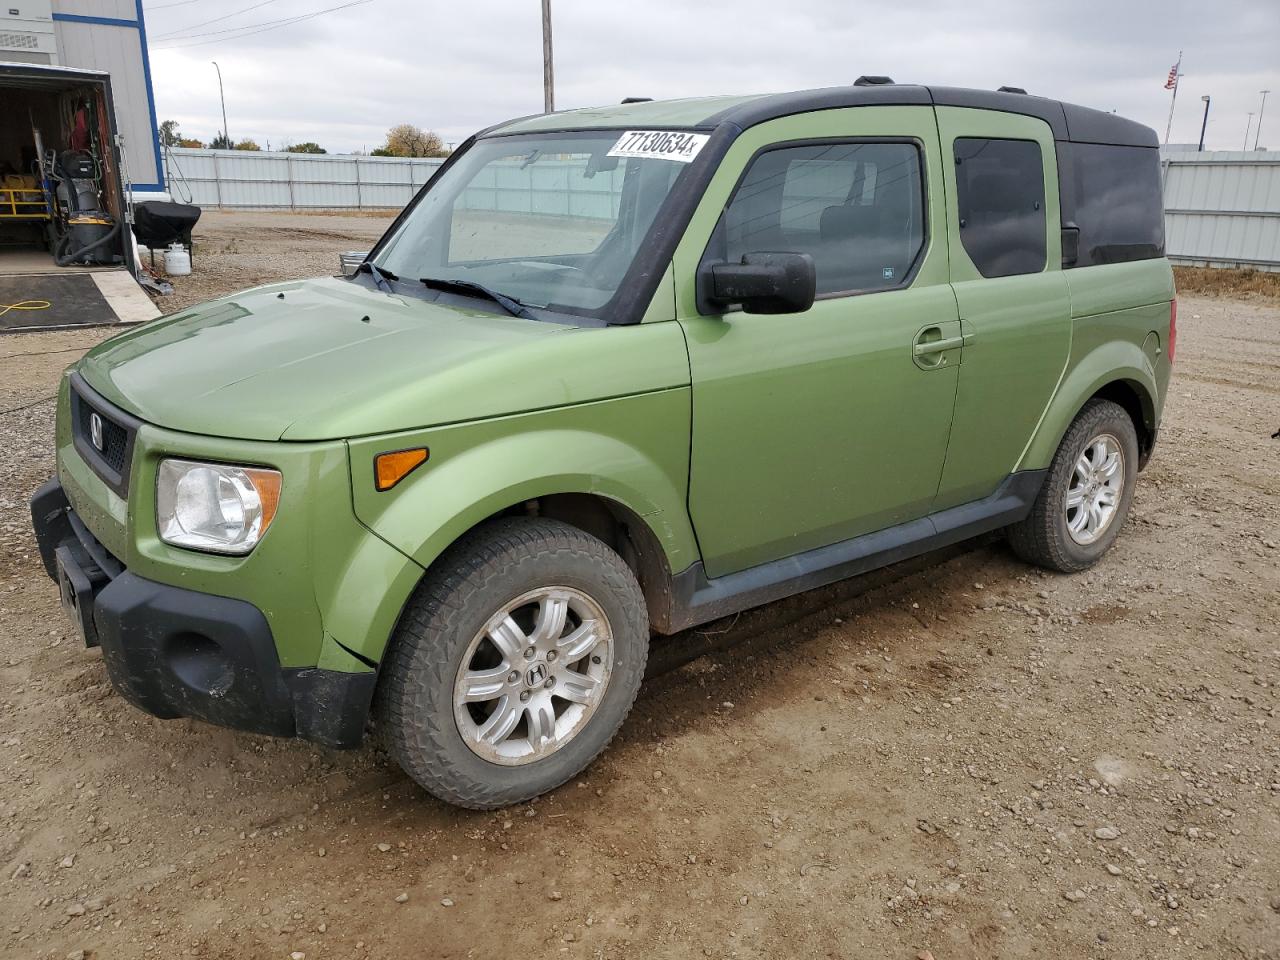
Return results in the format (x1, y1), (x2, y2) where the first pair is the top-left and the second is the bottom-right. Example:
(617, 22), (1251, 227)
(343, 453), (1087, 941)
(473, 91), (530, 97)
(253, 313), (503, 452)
(1164, 50), (1182, 144)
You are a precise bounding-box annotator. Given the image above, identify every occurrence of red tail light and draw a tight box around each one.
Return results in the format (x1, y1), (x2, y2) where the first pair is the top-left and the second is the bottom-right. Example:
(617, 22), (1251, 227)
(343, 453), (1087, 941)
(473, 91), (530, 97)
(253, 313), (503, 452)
(1168, 298), (1177, 364)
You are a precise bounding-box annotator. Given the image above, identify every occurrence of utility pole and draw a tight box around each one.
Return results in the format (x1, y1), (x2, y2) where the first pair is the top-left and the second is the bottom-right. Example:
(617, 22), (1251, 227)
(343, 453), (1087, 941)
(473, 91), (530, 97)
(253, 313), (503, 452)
(541, 0), (554, 114)
(1197, 95), (1210, 151)
(1255, 90), (1270, 150)
(212, 61), (229, 147)
(1244, 112), (1254, 152)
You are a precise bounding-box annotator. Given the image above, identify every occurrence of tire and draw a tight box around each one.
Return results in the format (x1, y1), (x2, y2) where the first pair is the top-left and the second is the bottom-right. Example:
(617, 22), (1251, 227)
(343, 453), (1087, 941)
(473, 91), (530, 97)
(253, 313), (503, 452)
(375, 517), (649, 809)
(1008, 399), (1139, 573)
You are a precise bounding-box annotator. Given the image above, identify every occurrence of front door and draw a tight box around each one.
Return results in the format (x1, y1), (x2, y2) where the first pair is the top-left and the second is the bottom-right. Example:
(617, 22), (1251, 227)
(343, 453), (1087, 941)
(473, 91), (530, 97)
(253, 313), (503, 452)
(675, 107), (961, 579)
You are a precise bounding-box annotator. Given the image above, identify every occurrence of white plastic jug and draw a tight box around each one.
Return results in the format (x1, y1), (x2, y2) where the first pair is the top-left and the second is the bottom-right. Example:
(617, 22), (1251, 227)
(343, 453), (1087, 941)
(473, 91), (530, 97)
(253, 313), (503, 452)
(163, 242), (191, 276)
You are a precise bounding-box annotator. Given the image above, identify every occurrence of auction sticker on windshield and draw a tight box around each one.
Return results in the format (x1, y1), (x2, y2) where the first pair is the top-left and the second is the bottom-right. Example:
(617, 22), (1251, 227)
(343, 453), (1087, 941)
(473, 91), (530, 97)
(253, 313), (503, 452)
(607, 130), (710, 163)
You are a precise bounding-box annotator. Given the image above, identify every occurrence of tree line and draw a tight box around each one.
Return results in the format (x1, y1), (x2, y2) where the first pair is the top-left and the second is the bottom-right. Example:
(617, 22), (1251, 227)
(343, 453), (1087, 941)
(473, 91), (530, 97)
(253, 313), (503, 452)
(159, 120), (450, 157)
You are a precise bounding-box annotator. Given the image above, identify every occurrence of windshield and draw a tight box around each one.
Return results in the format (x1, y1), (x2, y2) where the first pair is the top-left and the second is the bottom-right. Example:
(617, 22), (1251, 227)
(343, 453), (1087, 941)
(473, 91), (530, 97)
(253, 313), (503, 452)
(372, 131), (696, 318)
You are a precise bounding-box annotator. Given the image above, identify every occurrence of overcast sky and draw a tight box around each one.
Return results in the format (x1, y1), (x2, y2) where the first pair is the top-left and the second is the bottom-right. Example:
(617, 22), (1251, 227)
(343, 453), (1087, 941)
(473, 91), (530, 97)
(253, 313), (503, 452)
(143, 0), (1280, 154)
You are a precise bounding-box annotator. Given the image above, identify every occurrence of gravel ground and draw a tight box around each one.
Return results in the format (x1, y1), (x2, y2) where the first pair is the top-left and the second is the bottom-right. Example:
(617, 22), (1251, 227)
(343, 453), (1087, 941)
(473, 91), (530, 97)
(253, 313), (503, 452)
(1, 211), (1278, 960)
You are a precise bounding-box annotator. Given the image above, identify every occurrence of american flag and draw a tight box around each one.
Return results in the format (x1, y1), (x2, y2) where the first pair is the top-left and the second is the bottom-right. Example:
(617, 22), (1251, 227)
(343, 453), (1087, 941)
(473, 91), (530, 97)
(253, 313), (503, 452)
(1164, 62), (1180, 90)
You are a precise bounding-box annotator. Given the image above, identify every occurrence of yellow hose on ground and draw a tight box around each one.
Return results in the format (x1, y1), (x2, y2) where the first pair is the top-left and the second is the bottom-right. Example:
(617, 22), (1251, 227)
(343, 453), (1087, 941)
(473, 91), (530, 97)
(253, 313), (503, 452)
(0, 300), (52, 319)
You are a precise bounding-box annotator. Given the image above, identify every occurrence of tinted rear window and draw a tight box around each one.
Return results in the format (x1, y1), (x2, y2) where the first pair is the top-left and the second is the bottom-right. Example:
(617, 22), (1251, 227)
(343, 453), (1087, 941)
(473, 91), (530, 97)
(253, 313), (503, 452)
(1064, 142), (1164, 267)
(954, 138), (1046, 278)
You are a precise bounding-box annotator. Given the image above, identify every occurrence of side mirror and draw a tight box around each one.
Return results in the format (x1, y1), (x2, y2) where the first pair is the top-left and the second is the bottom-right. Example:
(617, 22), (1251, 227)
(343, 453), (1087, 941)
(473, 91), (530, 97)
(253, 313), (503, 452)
(704, 252), (816, 315)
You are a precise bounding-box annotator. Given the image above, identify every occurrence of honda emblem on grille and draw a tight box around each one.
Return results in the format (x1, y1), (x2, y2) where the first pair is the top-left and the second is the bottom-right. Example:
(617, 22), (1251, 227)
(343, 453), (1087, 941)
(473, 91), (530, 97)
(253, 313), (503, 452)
(89, 412), (104, 452)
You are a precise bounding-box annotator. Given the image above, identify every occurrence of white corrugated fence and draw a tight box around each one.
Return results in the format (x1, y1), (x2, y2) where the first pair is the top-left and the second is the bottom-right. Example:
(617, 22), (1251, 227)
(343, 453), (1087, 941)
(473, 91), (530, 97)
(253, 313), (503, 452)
(162, 147), (446, 210)
(1161, 149), (1280, 272)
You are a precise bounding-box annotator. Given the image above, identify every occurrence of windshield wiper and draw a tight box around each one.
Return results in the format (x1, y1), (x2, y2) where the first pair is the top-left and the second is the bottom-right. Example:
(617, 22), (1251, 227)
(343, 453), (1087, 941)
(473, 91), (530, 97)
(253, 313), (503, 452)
(419, 276), (537, 320)
(358, 261), (398, 291)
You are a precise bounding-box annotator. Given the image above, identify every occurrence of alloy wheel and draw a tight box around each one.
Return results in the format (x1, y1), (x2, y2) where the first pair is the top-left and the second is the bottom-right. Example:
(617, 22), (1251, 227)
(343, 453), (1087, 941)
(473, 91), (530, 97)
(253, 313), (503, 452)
(453, 586), (614, 765)
(1064, 433), (1125, 545)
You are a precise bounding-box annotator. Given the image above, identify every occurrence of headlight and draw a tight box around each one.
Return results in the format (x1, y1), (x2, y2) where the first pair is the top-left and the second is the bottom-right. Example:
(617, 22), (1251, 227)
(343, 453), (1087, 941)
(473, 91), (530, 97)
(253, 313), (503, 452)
(156, 459), (282, 555)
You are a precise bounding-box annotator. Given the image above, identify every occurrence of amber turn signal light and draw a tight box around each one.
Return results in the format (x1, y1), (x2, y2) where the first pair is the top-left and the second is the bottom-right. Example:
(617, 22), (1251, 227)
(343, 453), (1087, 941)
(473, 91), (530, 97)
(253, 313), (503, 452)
(243, 467), (283, 529)
(374, 448), (428, 491)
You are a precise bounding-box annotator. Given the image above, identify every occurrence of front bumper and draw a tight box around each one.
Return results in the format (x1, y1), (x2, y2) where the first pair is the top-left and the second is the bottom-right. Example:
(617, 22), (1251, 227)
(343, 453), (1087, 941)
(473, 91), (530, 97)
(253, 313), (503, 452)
(31, 478), (375, 748)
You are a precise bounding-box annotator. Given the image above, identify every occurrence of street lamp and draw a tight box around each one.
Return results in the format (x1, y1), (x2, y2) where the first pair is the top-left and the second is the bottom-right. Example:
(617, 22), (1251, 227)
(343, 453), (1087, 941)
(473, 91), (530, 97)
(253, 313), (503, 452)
(212, 61), (229, 148)
(1244, 112), (1254, 152)
(1256, 90), (1270, 150)
(1197, 95), (1210, 151)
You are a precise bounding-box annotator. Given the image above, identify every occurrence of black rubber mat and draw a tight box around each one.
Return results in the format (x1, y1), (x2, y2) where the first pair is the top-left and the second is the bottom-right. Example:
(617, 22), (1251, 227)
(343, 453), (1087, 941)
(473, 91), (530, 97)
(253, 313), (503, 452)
(0, 274), (118, 332)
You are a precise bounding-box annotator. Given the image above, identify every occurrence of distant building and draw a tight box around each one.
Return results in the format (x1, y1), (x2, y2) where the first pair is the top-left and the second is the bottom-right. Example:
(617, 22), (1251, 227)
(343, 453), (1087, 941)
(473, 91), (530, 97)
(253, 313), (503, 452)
(1, 0), (162, 196)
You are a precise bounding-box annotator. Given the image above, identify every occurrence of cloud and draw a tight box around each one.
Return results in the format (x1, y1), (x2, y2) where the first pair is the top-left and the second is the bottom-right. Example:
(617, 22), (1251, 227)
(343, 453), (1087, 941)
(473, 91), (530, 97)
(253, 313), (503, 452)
(145, 0), (1280, 152)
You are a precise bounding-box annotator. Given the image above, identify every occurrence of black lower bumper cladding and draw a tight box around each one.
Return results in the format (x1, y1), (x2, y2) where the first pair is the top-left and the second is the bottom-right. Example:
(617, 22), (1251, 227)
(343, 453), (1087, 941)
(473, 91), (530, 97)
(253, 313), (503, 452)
(29, 478), (375, 749)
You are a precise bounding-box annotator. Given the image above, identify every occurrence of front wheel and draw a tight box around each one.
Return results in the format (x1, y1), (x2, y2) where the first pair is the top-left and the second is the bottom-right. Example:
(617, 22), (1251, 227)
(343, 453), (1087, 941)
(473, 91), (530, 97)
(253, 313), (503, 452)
(376, 518), (649, 809)
(1008, 399), (1139, 573)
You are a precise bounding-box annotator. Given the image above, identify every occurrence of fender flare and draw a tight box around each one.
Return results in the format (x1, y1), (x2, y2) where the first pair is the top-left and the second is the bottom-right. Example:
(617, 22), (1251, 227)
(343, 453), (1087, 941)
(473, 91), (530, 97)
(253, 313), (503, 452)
(345, 424), (700, 658)
(1018, 339), (1159, 472)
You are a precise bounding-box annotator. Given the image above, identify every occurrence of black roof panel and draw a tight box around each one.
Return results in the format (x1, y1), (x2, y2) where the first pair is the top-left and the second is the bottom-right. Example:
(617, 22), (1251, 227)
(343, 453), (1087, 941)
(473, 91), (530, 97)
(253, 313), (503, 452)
(703, 83), (933, 129)
(704, 82), (1155, 148)
(1060, 101), (1159, 147)
(927, 86), (1068, 139)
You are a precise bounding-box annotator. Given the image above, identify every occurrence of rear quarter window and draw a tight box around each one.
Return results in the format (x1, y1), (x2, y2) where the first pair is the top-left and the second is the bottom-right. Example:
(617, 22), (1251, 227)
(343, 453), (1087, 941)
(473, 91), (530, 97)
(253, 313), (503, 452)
(1062, 142), (1165, 267)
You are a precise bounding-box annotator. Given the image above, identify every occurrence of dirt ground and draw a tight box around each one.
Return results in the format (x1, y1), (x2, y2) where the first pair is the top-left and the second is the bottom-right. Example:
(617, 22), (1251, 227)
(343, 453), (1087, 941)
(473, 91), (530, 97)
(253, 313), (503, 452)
(1, 211), (1278, 960)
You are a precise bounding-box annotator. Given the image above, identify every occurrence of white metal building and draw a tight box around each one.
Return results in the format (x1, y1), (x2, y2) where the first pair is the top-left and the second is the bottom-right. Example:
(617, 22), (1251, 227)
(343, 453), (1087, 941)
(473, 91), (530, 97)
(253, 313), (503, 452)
(2, 0), (162, 196)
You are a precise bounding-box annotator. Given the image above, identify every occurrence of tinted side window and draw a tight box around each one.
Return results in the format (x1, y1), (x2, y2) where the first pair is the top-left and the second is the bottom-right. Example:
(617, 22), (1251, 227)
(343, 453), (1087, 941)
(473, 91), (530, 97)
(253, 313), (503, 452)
(717, 141), (925, 296)
(954, 138), (1046, 278)
(1066, 142), (1164, 267)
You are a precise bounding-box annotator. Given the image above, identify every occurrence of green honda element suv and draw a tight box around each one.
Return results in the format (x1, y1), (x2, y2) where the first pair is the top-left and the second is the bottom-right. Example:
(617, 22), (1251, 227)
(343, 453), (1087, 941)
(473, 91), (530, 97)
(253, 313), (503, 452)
(31, 80), (1174, 808)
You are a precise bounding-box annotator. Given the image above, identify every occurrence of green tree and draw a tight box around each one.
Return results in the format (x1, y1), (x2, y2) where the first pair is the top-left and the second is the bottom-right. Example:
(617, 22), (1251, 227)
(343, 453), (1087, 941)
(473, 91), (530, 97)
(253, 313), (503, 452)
(284, 141), (327, 154)
(158, 119), (185, 147)
(233, 138), (261, 151)
(209, 133), (233, 150)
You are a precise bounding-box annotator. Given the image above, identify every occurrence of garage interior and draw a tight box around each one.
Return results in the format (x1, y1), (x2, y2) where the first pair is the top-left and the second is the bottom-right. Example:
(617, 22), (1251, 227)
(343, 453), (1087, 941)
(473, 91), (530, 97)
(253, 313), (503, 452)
(0, 73), (129, 277)
(1, 65), (159, 331)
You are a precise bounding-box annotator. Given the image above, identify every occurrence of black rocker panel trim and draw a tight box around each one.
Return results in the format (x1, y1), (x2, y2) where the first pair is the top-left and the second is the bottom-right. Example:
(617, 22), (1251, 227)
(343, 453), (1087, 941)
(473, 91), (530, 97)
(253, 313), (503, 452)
(663, 470), (1048, 633)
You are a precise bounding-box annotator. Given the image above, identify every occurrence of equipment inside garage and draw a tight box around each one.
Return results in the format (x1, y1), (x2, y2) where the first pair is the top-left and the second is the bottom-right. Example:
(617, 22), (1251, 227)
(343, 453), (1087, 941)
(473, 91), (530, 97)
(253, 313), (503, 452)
(0, 63), (127, 269)
(0, 61), (156, 331)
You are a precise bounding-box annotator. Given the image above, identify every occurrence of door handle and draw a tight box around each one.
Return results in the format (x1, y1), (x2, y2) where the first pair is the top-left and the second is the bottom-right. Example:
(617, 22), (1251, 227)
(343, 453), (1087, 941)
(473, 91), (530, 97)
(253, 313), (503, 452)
(913, 335), (965, 357)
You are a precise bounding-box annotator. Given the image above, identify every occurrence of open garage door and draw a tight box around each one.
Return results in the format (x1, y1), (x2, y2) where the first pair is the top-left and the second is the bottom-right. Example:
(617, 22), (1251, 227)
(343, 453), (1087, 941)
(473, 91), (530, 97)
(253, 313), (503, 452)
(0, 61), (158, 332)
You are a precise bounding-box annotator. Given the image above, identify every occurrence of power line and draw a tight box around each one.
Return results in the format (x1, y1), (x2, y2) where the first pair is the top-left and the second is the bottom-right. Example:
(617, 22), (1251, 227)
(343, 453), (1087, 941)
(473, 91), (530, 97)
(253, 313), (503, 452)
(155, 7), (343, 42)
(145, 0), (202, 9)
(152, 0), (284, 40)
(152, 0), (372, 49)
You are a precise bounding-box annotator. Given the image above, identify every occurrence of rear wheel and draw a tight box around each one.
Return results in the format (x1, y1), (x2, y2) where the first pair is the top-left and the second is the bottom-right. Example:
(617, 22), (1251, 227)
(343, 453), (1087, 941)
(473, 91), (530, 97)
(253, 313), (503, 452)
(376, 518), (648, 809)
(1009, 399), (1139, 573)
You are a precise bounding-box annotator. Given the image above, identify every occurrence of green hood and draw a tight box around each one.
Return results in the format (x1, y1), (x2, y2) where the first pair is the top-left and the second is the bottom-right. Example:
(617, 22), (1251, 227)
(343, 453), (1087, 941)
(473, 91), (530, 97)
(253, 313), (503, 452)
(76, 277), (688, 442)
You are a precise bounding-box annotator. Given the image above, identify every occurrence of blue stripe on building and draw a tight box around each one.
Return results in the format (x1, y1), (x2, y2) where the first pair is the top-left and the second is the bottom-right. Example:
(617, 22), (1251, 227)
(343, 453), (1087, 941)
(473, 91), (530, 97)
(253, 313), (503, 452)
(50, 13), (138, 28)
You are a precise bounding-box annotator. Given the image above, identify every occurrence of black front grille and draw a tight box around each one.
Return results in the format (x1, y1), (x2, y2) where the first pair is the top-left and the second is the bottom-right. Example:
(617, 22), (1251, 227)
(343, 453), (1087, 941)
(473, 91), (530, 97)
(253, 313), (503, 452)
(69, 374), (140, 498)
(76, 396), (129, 472)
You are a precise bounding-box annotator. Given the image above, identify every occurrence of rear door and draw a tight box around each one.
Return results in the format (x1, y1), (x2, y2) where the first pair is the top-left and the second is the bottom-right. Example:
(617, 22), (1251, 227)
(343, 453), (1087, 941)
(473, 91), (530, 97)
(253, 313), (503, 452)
(674, 106), (961, 578)
(931, 108), (1073, 510)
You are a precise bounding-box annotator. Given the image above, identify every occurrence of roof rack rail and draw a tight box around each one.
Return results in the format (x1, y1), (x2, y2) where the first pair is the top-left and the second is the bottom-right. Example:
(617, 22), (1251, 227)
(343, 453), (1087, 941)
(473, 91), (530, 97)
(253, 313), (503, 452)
(997, 86), (1028, 95)
(620, 96), (653, 104)
(853, 75), (895, 86)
